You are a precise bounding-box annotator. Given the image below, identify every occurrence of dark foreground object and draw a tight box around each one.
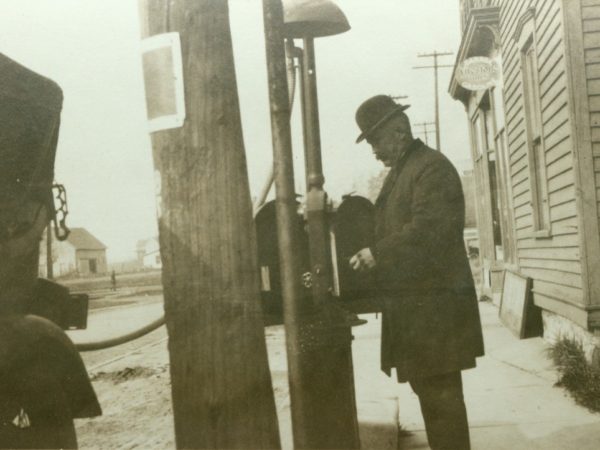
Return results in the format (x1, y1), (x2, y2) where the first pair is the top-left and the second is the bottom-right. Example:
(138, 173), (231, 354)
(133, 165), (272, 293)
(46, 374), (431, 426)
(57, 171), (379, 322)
(0, 315), (101, 449)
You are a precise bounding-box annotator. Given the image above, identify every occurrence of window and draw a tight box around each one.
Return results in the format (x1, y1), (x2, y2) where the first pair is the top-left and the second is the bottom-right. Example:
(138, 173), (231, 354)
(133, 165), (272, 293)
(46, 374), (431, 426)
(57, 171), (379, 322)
(521, 36), (550, 234)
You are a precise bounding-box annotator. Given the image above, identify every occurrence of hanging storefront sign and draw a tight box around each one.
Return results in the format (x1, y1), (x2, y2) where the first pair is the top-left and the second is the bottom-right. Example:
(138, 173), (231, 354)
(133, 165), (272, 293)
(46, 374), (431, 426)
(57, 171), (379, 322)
(141, 32), (186, 133)
(456, 56), (500, 91)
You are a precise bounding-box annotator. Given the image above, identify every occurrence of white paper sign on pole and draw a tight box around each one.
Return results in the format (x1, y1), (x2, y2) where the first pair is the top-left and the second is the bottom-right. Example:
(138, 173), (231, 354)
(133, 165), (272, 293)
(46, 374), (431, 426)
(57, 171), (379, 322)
(141, 32), (186, 133)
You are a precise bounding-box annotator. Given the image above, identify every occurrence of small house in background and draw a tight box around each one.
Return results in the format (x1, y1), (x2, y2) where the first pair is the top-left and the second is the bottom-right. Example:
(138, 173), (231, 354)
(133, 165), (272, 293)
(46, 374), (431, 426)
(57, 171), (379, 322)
(39, 227), (108, 277)
(136, 237), (162, 269)
(450, 0), (600, 361)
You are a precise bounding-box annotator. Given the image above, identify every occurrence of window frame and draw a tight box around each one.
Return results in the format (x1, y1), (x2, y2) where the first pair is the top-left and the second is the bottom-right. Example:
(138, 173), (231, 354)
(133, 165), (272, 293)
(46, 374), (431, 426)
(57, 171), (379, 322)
(517, 18), (552, 238)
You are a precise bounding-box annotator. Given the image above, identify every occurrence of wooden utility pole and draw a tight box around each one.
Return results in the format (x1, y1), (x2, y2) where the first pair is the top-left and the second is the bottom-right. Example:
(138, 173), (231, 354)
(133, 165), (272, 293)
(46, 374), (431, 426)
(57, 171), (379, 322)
(413, 121), (436, 146)
(138, 2), (280, 448)
(413, 51), (453, 152)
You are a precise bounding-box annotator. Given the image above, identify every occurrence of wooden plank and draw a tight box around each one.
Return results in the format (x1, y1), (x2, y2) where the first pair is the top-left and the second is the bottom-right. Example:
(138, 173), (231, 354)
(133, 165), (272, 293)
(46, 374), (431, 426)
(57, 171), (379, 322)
(585, 47), (600, 64)
(533, 292), (588, 328)
(539, 48), (564, 86)
(589, 94), (600, 112)
(590, 112), (600, 126)
(501, 0), (528, 43)
(585, 63), (600, 80)
(589, 78), (600, 95)
(533, 282), (584, 307)
(550, 197), (578, 222)
(514, 201), (532, 219)
(518, 246), (580, 261)
(513, 188), (532, 209)
(505, 103), (524, 131)
(504, 79), (523, 113)
(535, 0), (557, 42)
(548, 185), (576, 207)
(583, 31), (600, 48)
(542, 101), (569, 136)
(516, 229), (579, 246)
(583, 6), (600, 20)
(547, 159), (573, 185)
(583, 0), (600, 8)
(583, 18), (600, 32)
(546, 148), (573, 178)
(538, 22), (563, 70)
(550, 215), (580, 236)
(511, 162), (529, 187)
(543, 117), (569, 144)
(504, 40), (520, 69)
(541, 82), (568, 117)
(519, 266), (583, 288)
(545, 134), (571, 166)
(508, 125), (527, 148)
(544, 124), (571, 150)
(519, 257), (581, 275)
(509, 138), (527, 159)
(540, 71), (566, 107)
(592, 126), (600, 141)
(592, 142), (600, 155)
(515, 214), (533, 231)
(511, 149), (528, 170)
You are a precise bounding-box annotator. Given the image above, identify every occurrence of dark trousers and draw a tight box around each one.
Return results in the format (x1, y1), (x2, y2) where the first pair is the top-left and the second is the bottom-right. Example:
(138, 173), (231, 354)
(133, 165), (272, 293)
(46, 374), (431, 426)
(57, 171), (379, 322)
(409, 371), (470, 450)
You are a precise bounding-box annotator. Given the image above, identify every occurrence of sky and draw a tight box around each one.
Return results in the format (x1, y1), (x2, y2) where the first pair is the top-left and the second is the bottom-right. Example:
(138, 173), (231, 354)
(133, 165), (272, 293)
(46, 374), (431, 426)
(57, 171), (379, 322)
(0, 0), (471, 262)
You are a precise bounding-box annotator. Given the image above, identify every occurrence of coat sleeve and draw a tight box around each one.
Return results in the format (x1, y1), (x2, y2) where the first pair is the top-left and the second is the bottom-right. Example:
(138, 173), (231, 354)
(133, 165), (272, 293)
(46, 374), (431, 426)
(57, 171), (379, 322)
(373, 158), (464, 277)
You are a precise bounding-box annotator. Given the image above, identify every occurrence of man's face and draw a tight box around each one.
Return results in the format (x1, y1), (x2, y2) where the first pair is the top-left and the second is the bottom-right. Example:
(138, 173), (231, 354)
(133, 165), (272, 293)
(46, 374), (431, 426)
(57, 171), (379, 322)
(366, 121), (411, 167)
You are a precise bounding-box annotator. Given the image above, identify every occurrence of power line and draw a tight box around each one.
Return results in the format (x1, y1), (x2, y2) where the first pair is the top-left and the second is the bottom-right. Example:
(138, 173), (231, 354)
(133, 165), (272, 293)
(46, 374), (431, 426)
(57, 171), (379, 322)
(413, 121), (436, 146)
(413, 51), (454, 152)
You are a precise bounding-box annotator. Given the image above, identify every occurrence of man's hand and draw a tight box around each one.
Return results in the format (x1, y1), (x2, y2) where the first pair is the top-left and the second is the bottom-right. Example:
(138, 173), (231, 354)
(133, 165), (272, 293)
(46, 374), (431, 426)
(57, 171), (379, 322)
(349, 248), (376, 272)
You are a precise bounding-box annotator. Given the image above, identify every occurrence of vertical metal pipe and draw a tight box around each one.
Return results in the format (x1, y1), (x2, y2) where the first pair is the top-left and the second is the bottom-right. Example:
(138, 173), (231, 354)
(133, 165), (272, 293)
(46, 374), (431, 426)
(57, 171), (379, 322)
(434, 52), (441, 152)
(302, 38), (325, 191)
(297, 34), (360, 449)
(46, 224), (53, 279)
(301, 38), (332, 308)
(262, 1), (313, 447)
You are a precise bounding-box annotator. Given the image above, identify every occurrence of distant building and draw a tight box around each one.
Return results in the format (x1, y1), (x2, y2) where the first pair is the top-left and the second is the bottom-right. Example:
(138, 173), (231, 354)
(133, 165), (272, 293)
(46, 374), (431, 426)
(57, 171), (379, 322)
(136, 237), (162, 269)
(461, 170), (478, 229)
(39, 227), (108, 277)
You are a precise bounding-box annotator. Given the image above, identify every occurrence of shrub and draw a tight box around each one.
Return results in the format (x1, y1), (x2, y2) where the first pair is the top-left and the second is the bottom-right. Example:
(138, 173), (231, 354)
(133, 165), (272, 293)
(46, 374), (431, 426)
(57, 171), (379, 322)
(549, 338), (600, 412)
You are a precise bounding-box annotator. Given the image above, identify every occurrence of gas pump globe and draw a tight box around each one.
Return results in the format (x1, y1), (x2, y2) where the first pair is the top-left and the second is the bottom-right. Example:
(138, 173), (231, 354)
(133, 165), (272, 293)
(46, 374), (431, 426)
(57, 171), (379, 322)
(283, 0), (350, 38)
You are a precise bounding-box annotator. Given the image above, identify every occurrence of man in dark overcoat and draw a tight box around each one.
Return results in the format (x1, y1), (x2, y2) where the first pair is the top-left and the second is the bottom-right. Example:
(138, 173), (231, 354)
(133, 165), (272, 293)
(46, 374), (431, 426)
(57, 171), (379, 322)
(350, 95), (484, 450)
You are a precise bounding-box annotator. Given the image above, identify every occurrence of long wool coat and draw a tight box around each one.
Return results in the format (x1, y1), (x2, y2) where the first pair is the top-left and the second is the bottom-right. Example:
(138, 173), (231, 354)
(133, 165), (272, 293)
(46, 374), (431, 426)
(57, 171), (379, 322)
(372, 138), (484, 382)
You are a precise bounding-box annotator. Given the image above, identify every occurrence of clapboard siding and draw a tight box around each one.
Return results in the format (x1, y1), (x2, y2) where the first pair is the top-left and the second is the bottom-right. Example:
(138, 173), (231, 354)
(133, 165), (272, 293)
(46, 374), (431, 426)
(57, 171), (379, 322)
(583, 0), (600, 263)
(517, 229), (579, 246)
(532, 281), (583, 306)
(497, 0), (584, 306)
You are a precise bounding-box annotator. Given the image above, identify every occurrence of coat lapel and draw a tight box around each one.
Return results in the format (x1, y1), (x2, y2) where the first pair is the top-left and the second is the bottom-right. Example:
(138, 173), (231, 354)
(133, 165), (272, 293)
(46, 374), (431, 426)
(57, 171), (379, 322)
(375, 139), (422, 207)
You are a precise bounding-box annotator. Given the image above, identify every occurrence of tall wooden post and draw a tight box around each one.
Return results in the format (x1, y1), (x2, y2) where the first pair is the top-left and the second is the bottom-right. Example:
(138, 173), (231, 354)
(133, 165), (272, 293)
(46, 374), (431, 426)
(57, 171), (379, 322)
(138, 1), (280, 448)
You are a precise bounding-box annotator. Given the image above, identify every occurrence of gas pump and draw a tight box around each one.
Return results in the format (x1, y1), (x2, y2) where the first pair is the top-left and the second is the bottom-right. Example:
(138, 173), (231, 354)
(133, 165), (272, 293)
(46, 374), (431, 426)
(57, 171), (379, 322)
(256, 194), (381, 323)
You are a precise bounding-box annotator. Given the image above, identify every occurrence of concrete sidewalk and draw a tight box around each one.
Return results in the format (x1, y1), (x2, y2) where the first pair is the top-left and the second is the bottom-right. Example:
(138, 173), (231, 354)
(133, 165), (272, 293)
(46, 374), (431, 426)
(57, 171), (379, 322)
(76, 300), (600, 449)
(264, 313), (400, 450)
(396, 300), (600, 449)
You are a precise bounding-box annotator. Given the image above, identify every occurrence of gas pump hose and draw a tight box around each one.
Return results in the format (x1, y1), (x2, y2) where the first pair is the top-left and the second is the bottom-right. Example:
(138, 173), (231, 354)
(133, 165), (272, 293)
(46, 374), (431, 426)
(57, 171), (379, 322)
(75, 315), (165, 352)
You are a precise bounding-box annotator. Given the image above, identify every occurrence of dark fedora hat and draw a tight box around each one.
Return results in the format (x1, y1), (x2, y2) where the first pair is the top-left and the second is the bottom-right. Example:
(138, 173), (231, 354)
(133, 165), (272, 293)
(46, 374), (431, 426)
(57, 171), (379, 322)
(355, 95), (410, 143)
